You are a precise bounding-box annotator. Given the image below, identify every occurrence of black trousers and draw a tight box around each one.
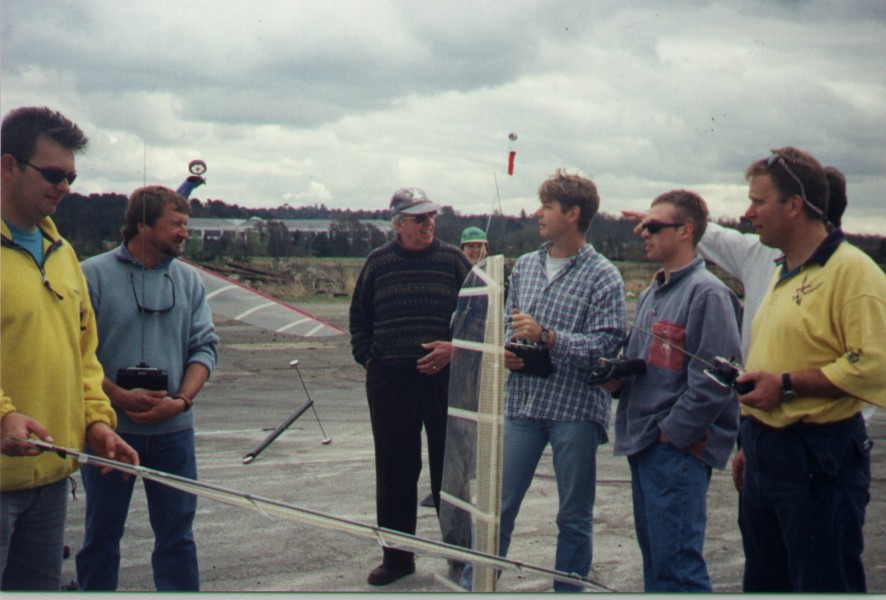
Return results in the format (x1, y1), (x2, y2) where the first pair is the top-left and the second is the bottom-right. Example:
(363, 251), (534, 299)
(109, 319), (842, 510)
(739, 414), (871, 592)
(365, 359), (449, 566)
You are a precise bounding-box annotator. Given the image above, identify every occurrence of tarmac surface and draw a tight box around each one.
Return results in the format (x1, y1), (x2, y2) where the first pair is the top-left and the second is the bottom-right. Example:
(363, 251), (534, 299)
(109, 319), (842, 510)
(55, 301), (886, 596)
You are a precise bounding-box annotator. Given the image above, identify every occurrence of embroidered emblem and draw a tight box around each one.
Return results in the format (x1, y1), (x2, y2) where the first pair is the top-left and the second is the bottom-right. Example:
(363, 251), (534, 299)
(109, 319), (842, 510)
(792, 274), (823, 306)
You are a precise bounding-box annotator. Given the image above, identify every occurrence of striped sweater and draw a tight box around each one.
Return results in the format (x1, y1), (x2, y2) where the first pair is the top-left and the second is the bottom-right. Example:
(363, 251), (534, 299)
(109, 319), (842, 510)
(349, 239), (471, 369)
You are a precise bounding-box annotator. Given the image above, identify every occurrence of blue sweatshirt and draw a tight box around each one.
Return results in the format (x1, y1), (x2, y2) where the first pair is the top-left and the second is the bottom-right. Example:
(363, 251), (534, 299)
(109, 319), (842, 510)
(614, 257), (742, 469)
(81, 244), (219, 435)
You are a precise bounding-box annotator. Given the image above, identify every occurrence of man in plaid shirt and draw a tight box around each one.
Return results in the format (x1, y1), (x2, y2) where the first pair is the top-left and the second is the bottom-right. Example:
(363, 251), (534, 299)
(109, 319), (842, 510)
(464, 169), (626, 591)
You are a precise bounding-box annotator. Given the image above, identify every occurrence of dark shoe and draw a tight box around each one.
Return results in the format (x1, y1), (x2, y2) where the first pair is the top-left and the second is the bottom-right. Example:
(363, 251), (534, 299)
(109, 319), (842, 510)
(420, 492), (435, 507)
(367, 562), (416, 586)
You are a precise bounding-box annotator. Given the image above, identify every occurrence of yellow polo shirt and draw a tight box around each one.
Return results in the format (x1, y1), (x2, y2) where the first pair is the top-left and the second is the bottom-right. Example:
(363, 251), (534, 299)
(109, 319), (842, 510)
(744, 235), (886, 427)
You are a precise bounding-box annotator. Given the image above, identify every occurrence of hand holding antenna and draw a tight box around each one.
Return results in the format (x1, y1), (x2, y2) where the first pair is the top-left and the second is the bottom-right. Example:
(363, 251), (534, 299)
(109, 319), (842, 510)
(1, 413), (52, 456)
(509, 310), (545, 344)
(734, 370), (781, 411)
(588, 357), (647, 386)
(85, 422), (140, 476)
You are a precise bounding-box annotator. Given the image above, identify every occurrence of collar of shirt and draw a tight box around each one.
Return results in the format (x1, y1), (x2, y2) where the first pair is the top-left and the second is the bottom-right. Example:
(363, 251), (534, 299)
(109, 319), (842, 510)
(535, 241), (593, 269)
(653, 255), (704, 290)
(114, 242), (174, 269)
(775, 227), (845, 282)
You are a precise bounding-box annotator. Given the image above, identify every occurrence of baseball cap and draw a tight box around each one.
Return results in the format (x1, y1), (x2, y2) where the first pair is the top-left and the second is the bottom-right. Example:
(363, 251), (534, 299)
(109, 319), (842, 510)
(460, 226), (488, 245)
(390, 187), (440, 216)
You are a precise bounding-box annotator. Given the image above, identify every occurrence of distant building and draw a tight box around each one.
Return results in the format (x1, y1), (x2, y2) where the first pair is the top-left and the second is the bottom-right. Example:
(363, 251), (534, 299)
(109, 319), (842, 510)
(188, 217), (394, 241)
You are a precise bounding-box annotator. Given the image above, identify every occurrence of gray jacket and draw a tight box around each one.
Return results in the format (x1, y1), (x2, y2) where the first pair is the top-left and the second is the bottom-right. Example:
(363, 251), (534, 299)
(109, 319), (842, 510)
(614, 257), (742, 469)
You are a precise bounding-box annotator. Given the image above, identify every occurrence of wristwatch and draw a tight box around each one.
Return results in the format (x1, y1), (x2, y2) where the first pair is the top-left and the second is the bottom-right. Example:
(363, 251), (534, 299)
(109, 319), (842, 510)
(781, 373), (797, 401)
(539, 327), (551, 345)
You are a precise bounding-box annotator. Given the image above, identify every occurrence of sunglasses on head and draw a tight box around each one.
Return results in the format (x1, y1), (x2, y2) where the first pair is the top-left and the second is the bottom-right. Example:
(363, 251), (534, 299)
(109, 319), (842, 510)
(403, 213), (436, 224)
(764, 153), (825, 219)
(641, 221), (684, 235)
(18, 159), (77, 185)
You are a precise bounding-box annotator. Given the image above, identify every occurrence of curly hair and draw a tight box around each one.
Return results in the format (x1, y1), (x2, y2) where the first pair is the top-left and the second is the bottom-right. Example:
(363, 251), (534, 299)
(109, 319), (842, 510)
(121, 186), (190, 242)
(537, 169), (600, 233)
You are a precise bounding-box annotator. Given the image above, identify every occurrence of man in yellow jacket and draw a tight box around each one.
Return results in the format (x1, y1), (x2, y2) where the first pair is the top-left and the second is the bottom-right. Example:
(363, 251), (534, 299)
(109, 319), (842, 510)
(0, 106), (138, 591)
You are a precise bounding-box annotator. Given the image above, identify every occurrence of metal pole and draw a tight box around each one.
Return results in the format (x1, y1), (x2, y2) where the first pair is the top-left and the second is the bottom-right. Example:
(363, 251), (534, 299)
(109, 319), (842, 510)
(290, 359), (332, 445)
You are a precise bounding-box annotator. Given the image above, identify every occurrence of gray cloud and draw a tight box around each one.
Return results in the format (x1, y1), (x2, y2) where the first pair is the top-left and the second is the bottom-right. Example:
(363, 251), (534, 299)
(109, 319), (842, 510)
(3, 0), (884, 233)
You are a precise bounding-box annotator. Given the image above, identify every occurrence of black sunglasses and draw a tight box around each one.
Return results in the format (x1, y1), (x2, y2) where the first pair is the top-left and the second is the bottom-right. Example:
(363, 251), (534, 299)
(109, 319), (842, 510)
(18, 159), (77, 185)
(641, 221), (684, 235)
(764, 153), (824, 219)
(129, 272), (176, 314)
(402, 213), (436, 224)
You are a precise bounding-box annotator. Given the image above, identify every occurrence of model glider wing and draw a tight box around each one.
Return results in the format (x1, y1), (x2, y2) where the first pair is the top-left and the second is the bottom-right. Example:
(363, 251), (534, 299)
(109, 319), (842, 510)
(181, 259), (345, 338)
(172, 163), (343, 337)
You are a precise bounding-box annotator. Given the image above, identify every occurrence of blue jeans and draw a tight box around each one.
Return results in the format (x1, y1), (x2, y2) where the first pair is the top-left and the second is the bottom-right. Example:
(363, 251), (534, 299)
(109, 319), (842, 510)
(739, 415), (870, 592)
(628, 441), (713, 592)
(0, 478), (69, 590)
(463, 417), (604, 592)
(76, 429), (199, 591)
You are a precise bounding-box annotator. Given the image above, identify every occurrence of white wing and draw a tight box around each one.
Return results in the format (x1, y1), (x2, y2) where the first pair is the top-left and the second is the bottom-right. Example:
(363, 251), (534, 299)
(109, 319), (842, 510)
(182, 259), (345, 338)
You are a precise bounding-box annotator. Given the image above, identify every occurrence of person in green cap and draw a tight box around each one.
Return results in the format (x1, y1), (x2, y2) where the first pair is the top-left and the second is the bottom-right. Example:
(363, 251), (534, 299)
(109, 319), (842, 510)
(459, 226), (488, 265)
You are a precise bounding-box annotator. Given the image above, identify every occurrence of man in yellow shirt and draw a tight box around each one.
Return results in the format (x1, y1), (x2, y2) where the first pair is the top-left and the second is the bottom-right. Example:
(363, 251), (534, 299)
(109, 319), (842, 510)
(736, 146), (886, 593)
(1, 106), (138, 591)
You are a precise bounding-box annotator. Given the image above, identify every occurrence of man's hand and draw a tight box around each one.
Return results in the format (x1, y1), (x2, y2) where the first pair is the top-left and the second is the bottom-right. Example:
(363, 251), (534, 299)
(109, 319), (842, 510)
(510, 310), (543, 343)
(737, 370), (782, 412)
(621, 210), (646, 235)
(417, 341), (454, 375)
(85, 422), (139, 476)
(504, 348), (524, 371)
(601, 378), (624, 394)
(731, 448), (746, 493)
(124, 395), (188, 424)
(114, 388), (167, 413)
(1, 412), (53, 456)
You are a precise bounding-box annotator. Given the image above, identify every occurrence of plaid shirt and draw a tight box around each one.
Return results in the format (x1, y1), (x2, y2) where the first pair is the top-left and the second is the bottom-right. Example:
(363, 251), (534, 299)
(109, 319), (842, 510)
(505, 242), (627, 426)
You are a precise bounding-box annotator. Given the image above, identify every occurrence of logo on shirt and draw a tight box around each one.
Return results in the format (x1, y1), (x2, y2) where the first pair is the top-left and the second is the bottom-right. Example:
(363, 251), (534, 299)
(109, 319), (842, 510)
(792, 274), (822, 306)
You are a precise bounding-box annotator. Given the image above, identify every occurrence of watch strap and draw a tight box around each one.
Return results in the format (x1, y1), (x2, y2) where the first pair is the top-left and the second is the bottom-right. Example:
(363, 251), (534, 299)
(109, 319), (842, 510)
(781, 373), (796, 400)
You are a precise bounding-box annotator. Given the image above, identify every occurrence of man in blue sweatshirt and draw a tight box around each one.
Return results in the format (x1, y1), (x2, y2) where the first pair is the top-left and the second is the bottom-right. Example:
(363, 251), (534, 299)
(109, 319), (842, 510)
(609, 189), (742, 592)
(76, 186), (218, 591)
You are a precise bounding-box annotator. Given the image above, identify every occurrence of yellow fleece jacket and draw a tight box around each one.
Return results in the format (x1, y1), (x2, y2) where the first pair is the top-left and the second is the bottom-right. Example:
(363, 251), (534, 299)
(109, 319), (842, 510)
(1, 217), (115, 491)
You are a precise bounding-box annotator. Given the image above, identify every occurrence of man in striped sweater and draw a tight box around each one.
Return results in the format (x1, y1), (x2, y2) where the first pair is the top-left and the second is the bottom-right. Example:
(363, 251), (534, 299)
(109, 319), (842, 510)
(349, 187), (471, 586)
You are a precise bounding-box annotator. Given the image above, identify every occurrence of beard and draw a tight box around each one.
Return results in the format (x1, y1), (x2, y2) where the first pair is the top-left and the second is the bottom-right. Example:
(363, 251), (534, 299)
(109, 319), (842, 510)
(156, 238), (184, 258)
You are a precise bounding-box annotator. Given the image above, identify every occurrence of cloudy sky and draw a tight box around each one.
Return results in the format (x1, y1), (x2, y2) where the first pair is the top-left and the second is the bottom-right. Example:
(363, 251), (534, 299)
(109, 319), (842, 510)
(3, 1), (885, 233)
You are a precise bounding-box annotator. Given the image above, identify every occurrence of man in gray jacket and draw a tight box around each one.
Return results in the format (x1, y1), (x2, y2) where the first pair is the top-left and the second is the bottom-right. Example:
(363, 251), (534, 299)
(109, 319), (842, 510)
(76, 186), (218, 591)
(608, 189), (742, 592)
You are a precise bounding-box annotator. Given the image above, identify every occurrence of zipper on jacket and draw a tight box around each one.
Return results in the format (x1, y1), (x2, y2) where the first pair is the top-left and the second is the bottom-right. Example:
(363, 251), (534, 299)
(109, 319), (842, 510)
(1, 233), (65, 300)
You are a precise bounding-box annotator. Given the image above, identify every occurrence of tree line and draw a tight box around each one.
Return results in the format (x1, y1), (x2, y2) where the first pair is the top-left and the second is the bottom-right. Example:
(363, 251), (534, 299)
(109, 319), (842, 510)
(53, 192), (886, 267)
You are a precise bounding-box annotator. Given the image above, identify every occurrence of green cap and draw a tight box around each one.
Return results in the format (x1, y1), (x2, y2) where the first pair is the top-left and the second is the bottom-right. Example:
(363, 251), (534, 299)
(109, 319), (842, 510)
(460, 226), (488, 245)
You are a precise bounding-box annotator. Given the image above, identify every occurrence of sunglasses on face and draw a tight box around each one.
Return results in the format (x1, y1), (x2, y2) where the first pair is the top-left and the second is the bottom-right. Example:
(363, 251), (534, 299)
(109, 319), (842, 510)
(764, 153), (825, 219)
(18, 159), (77, 185)
(641, 221), (684, 234)
(402, 213), (436, 224)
